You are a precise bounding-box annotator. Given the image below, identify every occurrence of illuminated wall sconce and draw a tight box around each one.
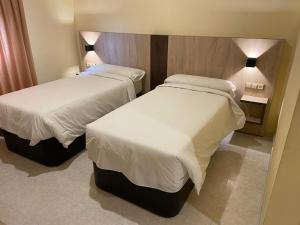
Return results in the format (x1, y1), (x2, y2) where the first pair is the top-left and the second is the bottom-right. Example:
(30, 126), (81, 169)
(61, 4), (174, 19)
(85, 45), (95, 52)
(246, 58), (257, 67)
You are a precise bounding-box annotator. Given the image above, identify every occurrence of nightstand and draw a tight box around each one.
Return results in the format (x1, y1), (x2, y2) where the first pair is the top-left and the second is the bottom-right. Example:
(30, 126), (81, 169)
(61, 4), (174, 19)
(240, 95), (268, 125)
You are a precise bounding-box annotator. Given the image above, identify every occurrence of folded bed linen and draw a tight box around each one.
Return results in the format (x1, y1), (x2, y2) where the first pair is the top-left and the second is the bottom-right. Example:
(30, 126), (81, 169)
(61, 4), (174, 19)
(87, 83), (245, 193)
(0, 73), (135, 148)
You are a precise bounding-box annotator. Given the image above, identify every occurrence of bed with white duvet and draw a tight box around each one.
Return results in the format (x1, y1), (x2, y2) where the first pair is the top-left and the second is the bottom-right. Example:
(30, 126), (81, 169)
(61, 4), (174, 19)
(87, 74), (246, 217)
(0, 64), (145, 166)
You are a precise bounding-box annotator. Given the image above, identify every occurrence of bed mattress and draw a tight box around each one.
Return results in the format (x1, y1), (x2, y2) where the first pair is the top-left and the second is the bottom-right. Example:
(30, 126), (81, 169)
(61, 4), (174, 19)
(0, 73), (135, 148)
(87, 83), (245, 193)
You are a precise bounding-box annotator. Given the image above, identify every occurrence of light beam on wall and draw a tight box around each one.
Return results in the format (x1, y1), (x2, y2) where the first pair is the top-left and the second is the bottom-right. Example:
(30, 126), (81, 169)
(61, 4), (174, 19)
(80, 31), (103, 68)
(233, 38), (278, 58)
(80, 31), (101, 45)
(231, 38), (280, 85)
(227, 38), (280, 99)
(85, 51), (103, 66)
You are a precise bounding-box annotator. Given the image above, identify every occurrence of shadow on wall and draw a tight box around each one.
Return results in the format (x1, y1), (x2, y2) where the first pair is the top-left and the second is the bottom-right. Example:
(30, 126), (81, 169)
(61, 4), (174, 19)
(88, 148), (245, 225)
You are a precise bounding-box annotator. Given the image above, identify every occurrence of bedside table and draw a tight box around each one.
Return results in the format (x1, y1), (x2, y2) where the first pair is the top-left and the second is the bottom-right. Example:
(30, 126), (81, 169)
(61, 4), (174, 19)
(240, 95), (268, 125)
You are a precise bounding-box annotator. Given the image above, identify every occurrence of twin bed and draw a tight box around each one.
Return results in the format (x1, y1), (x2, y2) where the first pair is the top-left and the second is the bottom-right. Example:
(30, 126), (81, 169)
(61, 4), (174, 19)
(0, 64), (144, 166)
(87, 74), (245, 216)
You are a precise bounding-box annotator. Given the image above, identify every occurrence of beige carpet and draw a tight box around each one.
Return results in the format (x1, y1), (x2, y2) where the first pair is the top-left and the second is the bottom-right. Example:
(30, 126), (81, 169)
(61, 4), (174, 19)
(0, 132), (271, 225)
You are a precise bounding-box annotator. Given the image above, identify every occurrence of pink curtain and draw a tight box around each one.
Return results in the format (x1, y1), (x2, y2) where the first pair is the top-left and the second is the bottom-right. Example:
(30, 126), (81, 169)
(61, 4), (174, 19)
(0, 0), (37, 95)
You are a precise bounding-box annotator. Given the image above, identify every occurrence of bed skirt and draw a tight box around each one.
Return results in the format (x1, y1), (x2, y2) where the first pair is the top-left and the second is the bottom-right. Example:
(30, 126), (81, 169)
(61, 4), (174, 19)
(3, 130), (85, 167)
(93, 163), (194, 217)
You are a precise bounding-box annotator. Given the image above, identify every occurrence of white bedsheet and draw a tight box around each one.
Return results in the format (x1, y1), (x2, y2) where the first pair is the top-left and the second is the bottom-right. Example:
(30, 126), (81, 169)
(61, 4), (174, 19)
(87, 83), (245, 193)
(0, 73), (135, 147)
(86, 84), (245, 193)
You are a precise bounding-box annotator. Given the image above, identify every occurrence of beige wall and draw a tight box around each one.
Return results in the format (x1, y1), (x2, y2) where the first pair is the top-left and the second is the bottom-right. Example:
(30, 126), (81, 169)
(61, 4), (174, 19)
(23, 0), (79, 83)
(74, 0), (300, 136)
(262, 92), (300, 225)
(74, 0), (300, 45)
(260, 32), (300, 225)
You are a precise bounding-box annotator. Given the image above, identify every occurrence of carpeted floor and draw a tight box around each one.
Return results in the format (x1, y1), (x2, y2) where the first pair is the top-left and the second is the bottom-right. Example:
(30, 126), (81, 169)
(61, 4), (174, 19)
(0, 132), (271, 225)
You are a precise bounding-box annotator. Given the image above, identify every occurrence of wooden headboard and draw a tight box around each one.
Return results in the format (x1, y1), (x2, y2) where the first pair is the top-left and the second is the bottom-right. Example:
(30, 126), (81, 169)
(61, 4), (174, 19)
(166, 36), (284, 101)
(78, 32), (285, 136)
(79, 32), (283, 100)
(79, 32), (151, 91)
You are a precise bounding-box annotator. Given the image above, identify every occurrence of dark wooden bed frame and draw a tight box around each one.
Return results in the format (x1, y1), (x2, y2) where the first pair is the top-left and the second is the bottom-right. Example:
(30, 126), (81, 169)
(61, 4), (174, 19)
(93, 163), (194, 217)
(3, 130), (85, 167)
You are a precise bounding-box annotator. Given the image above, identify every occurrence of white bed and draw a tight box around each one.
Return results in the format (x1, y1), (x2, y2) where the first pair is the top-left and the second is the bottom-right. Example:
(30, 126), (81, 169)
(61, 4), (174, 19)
(0, 64), (145, 148)
(87, 75), (246, 194)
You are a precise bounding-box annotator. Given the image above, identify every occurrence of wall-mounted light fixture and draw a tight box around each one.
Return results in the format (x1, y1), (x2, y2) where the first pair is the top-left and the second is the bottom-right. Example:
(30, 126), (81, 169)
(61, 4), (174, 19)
(85, 45), (95, 52)
(246, 58), (257, 67)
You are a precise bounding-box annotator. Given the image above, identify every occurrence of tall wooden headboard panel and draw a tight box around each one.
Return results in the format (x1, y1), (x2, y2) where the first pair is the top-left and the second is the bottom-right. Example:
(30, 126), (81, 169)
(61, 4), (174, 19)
(79, 32), (151, 92)
(167, 36), (284, 100)
(79, 32), (285, 136)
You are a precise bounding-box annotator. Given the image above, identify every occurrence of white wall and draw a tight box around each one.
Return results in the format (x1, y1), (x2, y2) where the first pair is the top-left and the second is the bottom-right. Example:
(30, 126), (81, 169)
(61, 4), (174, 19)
(23, 0), (79, 83)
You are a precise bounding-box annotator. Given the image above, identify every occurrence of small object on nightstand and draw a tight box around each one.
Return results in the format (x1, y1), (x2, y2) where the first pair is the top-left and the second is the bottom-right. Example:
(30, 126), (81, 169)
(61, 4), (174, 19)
(240, 95), (268, 125)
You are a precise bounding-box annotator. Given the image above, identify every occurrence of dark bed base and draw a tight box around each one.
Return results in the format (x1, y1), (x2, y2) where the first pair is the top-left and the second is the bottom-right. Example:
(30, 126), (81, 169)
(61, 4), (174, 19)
(3, 130), (85, 167)
(93, 163), (194, 217)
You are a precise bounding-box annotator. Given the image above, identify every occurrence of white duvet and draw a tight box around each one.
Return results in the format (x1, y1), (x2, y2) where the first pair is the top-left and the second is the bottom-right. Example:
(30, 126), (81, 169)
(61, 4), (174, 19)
(0, 73), (135, 147)
(87, 83), (245, 193)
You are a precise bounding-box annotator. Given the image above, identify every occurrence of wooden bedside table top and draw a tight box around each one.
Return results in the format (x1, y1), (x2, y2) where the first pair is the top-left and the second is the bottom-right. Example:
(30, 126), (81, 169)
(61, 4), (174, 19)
(241, 95), (268, 105)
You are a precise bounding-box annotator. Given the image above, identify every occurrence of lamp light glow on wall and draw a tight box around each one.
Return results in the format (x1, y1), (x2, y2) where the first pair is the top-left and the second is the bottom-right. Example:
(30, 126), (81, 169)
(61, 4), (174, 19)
(80, 31), (103, 66)
(85, 45), (95, 52)
(246, 58), (257, 68)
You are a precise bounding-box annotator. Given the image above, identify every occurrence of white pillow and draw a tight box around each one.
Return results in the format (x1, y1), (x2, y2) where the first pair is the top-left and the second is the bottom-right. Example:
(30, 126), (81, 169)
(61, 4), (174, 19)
(165, 74), (237, 97)
(85, 64), (145, 82)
